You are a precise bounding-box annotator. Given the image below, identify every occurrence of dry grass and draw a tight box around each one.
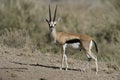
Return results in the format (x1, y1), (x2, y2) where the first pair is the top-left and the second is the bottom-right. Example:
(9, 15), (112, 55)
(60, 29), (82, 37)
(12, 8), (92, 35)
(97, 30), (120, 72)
(0, 28), (36, 53)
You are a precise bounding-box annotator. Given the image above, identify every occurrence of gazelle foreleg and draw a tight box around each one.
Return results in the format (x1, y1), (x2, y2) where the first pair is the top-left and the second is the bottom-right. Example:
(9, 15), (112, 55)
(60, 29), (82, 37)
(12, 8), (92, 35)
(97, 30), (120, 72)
(60, 44), (68, 70)
(60, 47), (64, 70)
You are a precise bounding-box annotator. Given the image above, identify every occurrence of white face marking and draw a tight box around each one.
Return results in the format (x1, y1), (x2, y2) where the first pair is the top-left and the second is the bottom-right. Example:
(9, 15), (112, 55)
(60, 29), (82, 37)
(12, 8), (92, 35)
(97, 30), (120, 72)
(49, 21), (57, 32)
(50, 21), (56, 27)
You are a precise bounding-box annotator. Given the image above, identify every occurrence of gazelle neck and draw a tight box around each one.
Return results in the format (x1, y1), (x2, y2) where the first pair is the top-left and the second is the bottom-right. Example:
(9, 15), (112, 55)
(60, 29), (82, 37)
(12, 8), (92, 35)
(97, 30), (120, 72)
(50, 28), (57, 43)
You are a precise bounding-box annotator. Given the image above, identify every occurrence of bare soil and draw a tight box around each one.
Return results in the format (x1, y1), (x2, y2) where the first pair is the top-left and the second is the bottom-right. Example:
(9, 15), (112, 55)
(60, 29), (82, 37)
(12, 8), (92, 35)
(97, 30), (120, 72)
(0, 46), (120, 80)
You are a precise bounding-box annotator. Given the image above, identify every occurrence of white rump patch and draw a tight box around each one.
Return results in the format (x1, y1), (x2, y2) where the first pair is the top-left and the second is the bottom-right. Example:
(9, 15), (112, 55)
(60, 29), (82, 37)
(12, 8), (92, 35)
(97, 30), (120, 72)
(89, 40), (93, 50)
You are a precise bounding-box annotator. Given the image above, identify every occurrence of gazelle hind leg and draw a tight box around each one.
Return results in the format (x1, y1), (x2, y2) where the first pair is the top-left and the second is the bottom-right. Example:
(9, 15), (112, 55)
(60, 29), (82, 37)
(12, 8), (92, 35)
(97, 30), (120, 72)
(82, 40), (93, 71)
(82, 40), (98, 74)
(83, 54), (92, 71)
(89, 52), (98, 74)
(89, 40), (98, 74)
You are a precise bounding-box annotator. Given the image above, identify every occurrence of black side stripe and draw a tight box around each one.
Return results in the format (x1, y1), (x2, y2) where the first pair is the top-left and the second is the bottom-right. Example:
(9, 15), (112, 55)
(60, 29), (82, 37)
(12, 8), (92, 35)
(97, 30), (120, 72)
(65, 39), (80, 44)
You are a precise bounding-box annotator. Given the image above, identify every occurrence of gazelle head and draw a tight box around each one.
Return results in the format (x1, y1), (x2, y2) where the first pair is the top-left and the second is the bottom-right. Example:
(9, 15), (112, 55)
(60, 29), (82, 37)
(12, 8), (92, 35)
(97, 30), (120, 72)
(46, 5), (59, 32)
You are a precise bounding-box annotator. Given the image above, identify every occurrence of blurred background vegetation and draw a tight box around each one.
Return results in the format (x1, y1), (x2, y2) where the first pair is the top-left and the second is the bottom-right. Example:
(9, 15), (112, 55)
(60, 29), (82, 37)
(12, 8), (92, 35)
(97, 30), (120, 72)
(0, 0), (120, 65)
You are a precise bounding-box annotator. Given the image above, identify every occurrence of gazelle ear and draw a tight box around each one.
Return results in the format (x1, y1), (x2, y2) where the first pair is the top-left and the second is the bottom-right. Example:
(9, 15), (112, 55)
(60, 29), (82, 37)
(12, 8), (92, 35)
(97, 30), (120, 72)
(46, 19), (49, 23)
(57, 17), (60, 22)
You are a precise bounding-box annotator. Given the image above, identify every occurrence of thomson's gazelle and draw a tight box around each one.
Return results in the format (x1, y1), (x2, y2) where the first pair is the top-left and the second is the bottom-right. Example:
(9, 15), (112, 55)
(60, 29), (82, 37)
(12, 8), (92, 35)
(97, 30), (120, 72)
(46, 5), (98, 74)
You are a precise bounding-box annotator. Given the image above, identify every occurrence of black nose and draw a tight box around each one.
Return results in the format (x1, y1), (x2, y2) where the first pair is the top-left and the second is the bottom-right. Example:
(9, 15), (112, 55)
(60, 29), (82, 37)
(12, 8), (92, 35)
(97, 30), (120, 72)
(50, 26), (54, 28)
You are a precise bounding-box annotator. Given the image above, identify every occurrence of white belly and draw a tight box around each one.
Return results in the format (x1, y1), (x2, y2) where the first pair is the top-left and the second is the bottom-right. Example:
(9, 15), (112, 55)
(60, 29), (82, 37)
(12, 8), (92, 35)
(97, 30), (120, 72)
(67, 43), (80, 49)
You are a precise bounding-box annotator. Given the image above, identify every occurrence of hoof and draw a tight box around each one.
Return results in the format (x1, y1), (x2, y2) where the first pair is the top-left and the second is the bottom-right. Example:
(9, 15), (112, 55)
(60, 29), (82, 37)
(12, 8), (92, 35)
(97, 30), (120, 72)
(60, 68), (62, 70)
(65, 68), (68, 71)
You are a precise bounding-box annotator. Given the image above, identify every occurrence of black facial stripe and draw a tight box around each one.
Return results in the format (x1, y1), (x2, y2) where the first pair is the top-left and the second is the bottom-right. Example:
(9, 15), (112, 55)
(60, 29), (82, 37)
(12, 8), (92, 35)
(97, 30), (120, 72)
(65, 39), (80, 44)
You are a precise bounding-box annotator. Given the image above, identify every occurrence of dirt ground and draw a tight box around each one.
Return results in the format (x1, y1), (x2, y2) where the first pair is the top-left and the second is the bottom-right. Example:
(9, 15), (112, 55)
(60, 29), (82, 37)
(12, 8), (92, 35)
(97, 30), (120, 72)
(0, 46), (120, 80)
